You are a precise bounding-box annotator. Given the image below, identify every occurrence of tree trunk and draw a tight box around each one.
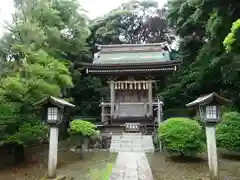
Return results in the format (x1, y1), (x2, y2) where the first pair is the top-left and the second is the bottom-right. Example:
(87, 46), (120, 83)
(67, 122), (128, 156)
(14, 144), (25, 164)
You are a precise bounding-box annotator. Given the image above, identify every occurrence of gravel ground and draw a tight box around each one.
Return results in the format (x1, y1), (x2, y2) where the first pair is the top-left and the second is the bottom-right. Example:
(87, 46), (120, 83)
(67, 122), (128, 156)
(147, 152), (240, 180)
(1, 143), (239, 180)
(0, 143), (116, 180)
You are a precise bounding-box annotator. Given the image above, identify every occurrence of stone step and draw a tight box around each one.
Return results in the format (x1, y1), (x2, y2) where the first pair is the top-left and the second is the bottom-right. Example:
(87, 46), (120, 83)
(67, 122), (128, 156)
(110, 141), (146, 145)
(120, 137), (143, 140)
(110, 148), (154, 153)
(111, 141), (145, 144)
(110, 144), (144, 149)
(110, 145), (154, 148)
(110, 143), (153, 148)
(110, 134), (154, 153)
(110, 143), (154, 147)
(111, 142), (153, 145)
(111, 135), (152, 139)
(111, 137), (142, 140)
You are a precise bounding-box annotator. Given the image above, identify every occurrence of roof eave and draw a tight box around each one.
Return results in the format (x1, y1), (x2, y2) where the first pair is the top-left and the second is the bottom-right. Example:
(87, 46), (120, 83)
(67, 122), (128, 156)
(186, 92), (232, 108)
(34, 96), (75, 108)
(80, 60), (181, 68)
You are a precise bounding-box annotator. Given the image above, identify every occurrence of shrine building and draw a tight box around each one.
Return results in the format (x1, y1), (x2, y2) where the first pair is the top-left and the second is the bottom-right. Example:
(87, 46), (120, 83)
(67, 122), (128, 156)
(81, 43), (180, 134)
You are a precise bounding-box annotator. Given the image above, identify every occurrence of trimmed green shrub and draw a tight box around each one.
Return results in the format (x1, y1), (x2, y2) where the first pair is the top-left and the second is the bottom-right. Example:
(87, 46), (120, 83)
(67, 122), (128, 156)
(69, 120), (97, 137)
(68, 120), (97, 149)
(216, 112), (240, 152)
(159, 117), (205, 156)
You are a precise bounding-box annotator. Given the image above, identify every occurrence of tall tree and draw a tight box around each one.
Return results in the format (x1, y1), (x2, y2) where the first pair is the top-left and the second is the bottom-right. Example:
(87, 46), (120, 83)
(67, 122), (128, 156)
(88, 0), (174, 46)
(161, 0), (240, 109)
(0, 0), (90, 154)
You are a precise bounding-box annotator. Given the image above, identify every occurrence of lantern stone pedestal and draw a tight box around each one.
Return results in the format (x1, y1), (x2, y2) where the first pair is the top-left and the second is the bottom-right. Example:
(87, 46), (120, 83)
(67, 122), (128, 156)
(48, 125), (59, 179)
(157, 98), (163, 152)
(205, 124), (218, 180)
(42, 175), (67, 180)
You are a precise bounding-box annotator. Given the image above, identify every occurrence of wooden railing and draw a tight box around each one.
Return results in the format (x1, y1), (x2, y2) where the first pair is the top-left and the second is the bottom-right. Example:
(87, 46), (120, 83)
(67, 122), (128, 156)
(100, 97), (164, 122)
(100, 96), (164, 104)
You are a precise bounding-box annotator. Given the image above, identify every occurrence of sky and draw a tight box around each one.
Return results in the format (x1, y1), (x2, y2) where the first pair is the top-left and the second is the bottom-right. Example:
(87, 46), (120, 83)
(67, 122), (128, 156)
(0, 0), (167, 36)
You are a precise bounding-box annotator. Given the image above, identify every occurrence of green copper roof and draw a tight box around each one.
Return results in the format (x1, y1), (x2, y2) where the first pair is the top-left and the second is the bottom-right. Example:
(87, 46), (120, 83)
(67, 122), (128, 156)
(93, 51), (171, 64)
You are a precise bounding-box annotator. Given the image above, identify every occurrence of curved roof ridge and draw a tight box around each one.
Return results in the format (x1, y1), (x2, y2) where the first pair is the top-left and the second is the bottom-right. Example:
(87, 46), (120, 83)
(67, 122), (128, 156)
(99, 42), (168, 48)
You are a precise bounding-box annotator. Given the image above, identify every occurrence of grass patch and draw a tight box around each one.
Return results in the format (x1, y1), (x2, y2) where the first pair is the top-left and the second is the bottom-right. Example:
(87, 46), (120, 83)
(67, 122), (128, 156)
(89, 162), (114, 180)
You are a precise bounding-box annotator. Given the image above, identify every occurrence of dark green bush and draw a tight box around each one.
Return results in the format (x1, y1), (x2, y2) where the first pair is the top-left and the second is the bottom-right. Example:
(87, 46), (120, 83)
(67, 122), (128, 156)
(6, 122), (48, 146)
(159, 117), (205, 156)
(216, 112), (240, 152)
(164, 108), (196, 119)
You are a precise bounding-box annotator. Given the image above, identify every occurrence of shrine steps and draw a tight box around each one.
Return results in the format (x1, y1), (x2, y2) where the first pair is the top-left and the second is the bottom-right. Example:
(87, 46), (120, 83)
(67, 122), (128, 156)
(109, 133), (154, 153)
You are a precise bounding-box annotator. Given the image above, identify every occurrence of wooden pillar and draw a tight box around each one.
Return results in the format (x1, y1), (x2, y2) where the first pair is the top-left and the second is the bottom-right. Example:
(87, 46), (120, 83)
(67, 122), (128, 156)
(110, 81), (115, 119)
(148, 81), (153, 116)
(101, 103), (104, 122)
(116, 101), (119, 118)
(48, 126), (59, 178)
(206, 125), (219, 180)
(157, 99), (161, 124)
(144, 102), (147, 117)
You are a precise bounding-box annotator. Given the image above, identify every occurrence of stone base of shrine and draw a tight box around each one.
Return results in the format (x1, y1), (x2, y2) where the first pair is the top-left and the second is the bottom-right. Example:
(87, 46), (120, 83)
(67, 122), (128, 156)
(97, 123), (157, 135)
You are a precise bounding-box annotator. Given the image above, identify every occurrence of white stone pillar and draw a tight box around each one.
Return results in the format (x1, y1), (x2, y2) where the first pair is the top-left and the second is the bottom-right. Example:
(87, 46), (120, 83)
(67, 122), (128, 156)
(206, 125), (219, 180)
(148, 81), (153, 116)
(157, 98), (162, 151)
(48, 126), (59, 179)
(110, 81), (115, 118)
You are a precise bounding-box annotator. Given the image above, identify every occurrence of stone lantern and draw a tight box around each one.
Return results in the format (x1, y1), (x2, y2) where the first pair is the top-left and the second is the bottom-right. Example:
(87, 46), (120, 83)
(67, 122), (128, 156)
(35, 96), (75, 179)
(186, 92), (231, 180)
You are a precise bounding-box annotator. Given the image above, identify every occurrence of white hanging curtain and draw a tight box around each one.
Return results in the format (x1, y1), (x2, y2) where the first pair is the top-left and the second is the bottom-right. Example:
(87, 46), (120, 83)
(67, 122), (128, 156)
(125, 81), (128, 89)
(121, 82), (124, 89)
(138, 82), (141, 90)
(129, 82), (133, 89)
(143, 82), (146, 89)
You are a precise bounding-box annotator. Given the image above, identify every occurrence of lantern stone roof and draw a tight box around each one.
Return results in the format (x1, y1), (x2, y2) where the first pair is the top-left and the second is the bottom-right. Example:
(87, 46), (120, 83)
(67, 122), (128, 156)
(34, 96), (75, 108)
(186, 92), (232, 108)
(81, 43), (181, 75)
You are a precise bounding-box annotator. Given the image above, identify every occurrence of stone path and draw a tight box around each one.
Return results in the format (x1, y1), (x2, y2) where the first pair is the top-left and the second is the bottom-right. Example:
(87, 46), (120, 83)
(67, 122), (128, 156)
(110, 152), (154, 180)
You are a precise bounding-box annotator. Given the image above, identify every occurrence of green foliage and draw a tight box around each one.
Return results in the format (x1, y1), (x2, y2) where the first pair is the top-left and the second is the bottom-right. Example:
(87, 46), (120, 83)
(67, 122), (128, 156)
(0, 0), (91, 149)
(69, 120), (97, 137)
(187, 0), (203, 7)
(162, 0), (240, 110)
(159, 117), (205, 156)
(216, 112), (240, 152)
(71, 76), (105, 116)
(164, 108), (196, 119)
(90, 0), (174, 45)
(223, 19), (240, 52)
(6, 122), (48, 146)
(206, 9), (223, 38)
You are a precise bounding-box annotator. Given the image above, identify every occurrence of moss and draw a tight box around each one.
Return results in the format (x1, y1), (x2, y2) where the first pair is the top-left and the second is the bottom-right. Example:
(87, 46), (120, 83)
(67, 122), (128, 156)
(89, 163), (114, 180)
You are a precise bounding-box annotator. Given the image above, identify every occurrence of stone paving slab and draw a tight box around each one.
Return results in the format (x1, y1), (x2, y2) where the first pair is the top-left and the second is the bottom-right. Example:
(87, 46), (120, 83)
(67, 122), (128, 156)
(110, 134), (154, 153)
(110, 152), (154, 180)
